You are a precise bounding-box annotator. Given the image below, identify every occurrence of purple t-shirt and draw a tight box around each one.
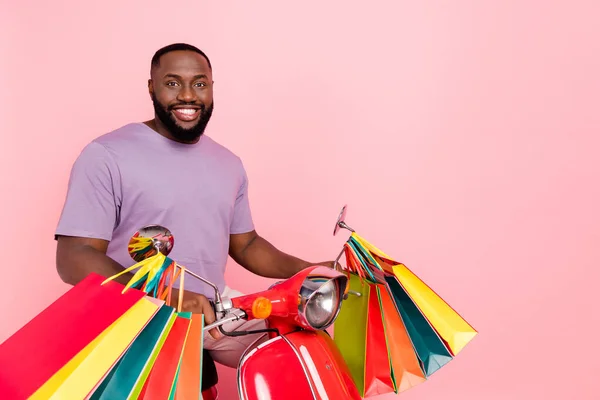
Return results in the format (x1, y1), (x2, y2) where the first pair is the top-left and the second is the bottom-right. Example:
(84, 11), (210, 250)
(55, 122), (255, 299)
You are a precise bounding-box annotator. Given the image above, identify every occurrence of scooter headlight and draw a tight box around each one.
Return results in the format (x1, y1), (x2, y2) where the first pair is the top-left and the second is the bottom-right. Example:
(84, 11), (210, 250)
(298, 267), (348, 330)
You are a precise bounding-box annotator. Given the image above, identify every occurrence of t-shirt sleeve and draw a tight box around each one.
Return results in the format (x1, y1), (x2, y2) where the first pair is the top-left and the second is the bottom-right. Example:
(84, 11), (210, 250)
(55, 141), (122, 241)
(230, 162), (255, 234)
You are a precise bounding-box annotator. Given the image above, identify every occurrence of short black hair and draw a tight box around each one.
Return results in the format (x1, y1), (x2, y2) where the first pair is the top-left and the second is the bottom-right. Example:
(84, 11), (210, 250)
(151, 43), (212, 71)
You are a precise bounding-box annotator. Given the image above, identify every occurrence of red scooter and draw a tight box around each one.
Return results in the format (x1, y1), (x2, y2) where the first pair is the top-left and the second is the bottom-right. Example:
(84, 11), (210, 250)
(129, 224), (361, 400)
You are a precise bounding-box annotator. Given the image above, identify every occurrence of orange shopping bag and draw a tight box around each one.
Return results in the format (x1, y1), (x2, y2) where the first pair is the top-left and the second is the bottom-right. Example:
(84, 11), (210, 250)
(174, 313), (204, 400)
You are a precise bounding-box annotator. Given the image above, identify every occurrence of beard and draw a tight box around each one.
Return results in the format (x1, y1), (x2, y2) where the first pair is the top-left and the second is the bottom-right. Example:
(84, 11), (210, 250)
(151, 93), (214, 143)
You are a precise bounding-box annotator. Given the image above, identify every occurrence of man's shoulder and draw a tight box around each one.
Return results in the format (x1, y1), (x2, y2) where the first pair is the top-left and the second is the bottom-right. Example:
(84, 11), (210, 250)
(69, 123), (146, 168)
(92, 122), (145, 148)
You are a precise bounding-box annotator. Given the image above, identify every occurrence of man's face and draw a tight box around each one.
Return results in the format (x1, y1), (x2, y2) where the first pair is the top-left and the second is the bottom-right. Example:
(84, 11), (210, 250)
(149, 50), (214, 143)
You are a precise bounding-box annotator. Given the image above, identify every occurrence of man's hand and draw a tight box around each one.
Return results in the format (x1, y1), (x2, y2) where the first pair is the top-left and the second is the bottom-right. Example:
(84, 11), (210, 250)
(171, 290), (221, 340)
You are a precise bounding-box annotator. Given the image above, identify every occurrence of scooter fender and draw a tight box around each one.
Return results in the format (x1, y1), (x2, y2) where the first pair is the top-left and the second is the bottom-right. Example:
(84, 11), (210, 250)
(237, 330), (361, 400)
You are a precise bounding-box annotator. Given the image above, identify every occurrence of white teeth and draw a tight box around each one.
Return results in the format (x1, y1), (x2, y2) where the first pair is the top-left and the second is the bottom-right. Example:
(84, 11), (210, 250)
(176, 109), (196, 115)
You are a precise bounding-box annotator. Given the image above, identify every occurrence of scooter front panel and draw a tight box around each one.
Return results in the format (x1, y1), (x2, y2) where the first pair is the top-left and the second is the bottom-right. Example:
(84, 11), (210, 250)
(238, 331), (361, 400)
(238, 336), (317, 400)
(284, 330), (362, 400)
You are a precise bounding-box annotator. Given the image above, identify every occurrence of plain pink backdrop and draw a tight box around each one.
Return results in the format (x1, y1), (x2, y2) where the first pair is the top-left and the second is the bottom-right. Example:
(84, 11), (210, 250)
(2, 1), (599, 399)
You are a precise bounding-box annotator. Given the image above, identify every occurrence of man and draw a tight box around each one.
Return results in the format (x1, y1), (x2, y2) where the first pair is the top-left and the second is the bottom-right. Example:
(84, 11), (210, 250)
(54, 43), (334, 368)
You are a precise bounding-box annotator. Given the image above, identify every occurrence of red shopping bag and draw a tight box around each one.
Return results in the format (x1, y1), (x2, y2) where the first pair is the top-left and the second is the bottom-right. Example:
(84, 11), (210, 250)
(0, 273), (146, 399)
(364, 286), (395, 397)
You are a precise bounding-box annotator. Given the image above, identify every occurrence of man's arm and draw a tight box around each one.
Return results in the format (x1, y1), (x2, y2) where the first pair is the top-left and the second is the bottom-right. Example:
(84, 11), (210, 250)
(227, 161), (333, 278)
(56, 236), (130, 285)
(56, 235), (221, 338)
(229, 230), (335, 279)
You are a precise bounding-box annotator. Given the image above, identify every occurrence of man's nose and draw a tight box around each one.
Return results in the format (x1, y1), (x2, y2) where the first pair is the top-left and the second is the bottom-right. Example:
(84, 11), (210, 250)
(177, 85), (197, 103)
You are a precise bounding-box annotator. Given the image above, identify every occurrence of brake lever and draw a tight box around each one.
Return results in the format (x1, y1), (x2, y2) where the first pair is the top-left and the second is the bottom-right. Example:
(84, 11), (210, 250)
(202, 308), (246, 333)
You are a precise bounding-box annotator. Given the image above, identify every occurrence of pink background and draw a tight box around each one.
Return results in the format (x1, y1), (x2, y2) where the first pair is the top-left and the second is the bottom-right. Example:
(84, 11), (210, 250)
(2, 1), (599, 399)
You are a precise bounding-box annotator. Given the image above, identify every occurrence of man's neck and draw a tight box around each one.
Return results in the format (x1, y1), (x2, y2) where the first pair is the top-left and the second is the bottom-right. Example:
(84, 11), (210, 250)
(142, 119), (200, 144)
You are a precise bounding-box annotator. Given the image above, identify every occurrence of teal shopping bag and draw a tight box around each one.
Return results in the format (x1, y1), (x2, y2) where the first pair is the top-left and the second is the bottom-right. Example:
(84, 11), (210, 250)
(385, 276), (452, 376)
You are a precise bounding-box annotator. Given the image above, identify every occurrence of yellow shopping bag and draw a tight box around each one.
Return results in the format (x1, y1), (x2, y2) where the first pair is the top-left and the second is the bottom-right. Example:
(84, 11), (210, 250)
(352, 232), (477, 356)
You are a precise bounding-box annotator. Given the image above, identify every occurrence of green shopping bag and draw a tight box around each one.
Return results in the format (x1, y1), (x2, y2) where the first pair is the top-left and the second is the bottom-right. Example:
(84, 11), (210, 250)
(334, 274), (370, 394)
(334, 273), (396, 397)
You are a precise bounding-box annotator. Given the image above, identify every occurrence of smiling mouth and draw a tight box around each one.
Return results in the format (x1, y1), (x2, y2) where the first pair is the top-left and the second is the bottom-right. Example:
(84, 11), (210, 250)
(171, 107), (200, 122)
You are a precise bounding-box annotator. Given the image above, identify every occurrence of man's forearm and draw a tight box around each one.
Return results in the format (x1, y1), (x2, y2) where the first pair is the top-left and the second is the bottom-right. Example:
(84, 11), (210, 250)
(57, 245), (201, 311)
(236, 236), (313, 279)
(57, 245), (133, 286)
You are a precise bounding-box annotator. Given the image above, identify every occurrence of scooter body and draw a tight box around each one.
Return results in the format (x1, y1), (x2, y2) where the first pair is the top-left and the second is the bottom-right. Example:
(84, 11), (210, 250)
(237, 329), (360, 400)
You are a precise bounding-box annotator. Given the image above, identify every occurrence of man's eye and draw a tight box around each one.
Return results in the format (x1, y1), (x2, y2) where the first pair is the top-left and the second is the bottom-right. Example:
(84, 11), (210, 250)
(166, 81), (178, 87)
(194, 82), (206, 87)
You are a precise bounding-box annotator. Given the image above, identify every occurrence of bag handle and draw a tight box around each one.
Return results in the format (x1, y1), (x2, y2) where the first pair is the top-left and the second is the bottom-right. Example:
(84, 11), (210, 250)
(102, 252), (189, 313)
(351, 232), (392, 260)
(157, 262), (187, 313)
(336, 233), (392, 285)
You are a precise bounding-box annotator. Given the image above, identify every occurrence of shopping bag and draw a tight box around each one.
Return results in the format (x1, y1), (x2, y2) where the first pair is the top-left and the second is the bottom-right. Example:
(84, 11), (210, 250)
(174, 313), (205, 400)
(384, 275), (453, 376)
(376, 284), (427, 392)
(364, 283), (395, 396)
(0, 273), (148, 399)
(335, 226), (478, 397)
(347, 235), (455, 376)
(353, 233), (478, 356)
(89, 304), (177, 400)
(333, 272), (371, 396)
(334, 212), (478, 383)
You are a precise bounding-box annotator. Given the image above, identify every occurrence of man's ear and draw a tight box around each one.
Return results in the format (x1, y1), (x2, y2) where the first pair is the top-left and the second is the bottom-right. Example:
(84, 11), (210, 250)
(147, 79), (154, 98)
